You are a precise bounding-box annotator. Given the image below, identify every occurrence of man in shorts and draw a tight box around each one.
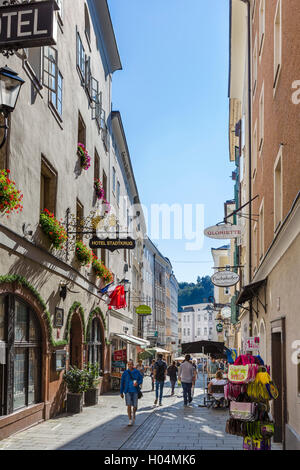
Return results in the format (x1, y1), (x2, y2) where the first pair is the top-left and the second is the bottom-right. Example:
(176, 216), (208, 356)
(120, 359), (143, 426)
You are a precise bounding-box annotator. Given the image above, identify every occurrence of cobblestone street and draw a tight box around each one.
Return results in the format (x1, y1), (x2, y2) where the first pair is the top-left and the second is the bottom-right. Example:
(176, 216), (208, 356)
(0, 377), (281, 451)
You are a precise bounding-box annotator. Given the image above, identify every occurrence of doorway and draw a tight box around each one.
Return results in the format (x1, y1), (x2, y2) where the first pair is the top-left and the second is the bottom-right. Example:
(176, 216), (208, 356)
(271, 321), (287, 446)
(69, 313), (83, 369)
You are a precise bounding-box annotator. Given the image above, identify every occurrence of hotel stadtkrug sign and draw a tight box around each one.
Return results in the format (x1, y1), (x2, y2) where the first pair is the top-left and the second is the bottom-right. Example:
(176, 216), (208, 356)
(89, 237), (136, 252)
(0, 0), (58, 50)
(204, 224), (242, 239)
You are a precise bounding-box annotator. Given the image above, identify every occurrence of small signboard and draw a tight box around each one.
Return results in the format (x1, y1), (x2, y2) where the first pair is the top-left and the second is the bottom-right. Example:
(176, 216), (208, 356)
(135, 305), (152, 316)
(244, 337), (260, 351)
(211, 271), (240, 287)
(204, 224), (242, 239)
(89, 237), (136, 252)
(54, 307), (64, 328)
(0, 0), (59, 50)
(112, 361), (126, 368)
(113, 349), (127, 362)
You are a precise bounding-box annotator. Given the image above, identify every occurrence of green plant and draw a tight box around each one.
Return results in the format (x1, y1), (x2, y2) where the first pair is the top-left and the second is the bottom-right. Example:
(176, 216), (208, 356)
(91, 253), (114, 284)
(75, 241), (92, 266)
(77, 143), (91, 170)
(40, 209), (67, 249)
(0, 169), (24, 216)
(63, 366), (87, 394)
(84, 362), (101, 389)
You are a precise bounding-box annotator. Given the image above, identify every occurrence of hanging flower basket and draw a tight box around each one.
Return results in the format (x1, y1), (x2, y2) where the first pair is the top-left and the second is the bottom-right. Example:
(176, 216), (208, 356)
(0, 169), (24, 216)
(40, 209), (67, 249)
(77, 143), (91, 170)
(75, 241), (93, 266)
(94, 179), (105, 200)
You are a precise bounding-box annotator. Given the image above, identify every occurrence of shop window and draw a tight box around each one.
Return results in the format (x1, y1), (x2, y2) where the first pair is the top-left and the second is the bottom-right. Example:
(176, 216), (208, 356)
(0, 296), (41, 416)
(40, 156), (57, 214)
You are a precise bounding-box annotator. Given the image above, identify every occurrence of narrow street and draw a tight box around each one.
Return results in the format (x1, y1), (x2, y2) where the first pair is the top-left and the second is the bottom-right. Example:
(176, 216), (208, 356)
(0, 376), (281, 451)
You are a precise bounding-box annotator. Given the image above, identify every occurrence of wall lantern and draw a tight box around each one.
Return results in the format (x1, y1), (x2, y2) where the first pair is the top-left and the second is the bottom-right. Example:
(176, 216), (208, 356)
(0, 66), (25, 149)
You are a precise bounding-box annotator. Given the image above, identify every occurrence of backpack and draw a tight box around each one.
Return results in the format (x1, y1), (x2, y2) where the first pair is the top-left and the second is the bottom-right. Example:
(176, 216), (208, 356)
(155, 360), (166, 381)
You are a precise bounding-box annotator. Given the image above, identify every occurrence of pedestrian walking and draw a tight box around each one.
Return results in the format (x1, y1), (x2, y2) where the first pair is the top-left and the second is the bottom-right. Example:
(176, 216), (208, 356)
(167, 361), (178, 395)
(136, 359), (145, 389)
(150, 359), (156, 391)
(178, 354), (197, 407)
(120, 359), (143, 426)
(153, 354), (167, 406)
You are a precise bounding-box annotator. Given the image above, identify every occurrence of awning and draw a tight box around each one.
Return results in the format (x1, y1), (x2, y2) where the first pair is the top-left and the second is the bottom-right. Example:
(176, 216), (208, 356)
(236, 279), (267, 308)
(112, 333), (150, 347)
(146, 347), (171, 355)
(181, 340), (229, 358)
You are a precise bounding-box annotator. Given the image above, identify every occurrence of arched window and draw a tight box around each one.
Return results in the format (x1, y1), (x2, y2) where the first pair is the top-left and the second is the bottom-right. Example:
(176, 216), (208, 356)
(87, 317), (103, 374)
(0, 296), (42, 416)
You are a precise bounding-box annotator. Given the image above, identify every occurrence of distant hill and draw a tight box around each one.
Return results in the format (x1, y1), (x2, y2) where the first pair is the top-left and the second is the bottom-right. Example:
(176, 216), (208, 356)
(178, 276), (214, 311)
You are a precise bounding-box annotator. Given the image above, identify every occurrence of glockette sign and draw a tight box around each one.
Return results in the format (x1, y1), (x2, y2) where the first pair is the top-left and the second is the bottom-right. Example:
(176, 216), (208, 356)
(0, 0), (58, 50)
(211, 271), (240, 287)
(89, 237), (136, 252)
(204, 224), (242, 239)
(135, 305), (152, 316)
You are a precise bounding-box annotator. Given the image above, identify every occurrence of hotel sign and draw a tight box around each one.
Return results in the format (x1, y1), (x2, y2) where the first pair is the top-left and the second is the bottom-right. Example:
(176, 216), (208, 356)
(204, 224), (242, 239)
(89, 237), (136, 252)
(0, 1), (58, 50)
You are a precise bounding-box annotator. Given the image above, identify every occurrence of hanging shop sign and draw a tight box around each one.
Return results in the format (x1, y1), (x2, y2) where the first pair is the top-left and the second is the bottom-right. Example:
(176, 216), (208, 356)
(211, 271), (240, 287)
(89, 237), (136, 252)
(216, 323), (223, 333)
(204, 224), (242, 239)
(135, 305), (152, 316)
(54, 307), (64, 328)
(0, 1), (59, 50)
(221, 306), (232, 319)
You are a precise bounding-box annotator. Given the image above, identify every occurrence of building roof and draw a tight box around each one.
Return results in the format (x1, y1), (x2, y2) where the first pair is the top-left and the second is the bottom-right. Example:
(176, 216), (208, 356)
(92, 0), (122, 74)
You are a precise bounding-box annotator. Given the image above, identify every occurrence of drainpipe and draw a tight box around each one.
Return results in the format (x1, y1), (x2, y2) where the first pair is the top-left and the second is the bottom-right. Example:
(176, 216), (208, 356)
(239, 0), (253, 335)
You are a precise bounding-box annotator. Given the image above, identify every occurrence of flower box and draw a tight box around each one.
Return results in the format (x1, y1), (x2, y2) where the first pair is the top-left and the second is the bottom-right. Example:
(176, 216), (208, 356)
(94, 179), (105, 200)
(75, 241), (92, 266)
(77, 143), (91, 170)
(40, 209), (67, 250)
(0, 169), (23, 216)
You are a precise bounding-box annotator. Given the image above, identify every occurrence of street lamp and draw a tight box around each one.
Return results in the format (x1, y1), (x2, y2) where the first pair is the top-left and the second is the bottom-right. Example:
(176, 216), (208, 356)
(0, 66), (25, 149)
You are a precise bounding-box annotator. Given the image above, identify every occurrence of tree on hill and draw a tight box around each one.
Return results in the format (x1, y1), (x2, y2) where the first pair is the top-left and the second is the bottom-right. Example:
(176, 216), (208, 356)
(178, 276), (213, 311)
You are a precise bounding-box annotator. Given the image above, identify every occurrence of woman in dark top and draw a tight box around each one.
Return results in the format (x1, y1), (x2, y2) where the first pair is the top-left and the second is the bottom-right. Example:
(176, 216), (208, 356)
(167, 361), (178, 396)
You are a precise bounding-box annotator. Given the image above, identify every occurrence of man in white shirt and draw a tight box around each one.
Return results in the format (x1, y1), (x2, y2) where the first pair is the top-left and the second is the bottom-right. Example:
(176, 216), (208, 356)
(178, 355), (197, 407)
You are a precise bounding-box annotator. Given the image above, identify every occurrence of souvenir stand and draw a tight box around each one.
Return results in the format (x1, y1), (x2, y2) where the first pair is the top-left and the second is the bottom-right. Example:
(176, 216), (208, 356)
(225, 353), (279, 450)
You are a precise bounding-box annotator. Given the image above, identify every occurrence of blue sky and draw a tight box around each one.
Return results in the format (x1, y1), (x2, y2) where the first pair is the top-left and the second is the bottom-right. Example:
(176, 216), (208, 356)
(108, 0), (234, 283)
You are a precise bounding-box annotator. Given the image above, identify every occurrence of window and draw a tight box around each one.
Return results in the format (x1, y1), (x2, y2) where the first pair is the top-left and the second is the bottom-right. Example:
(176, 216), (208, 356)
(112, 167), (116, 194)
(76, 32), (85, 80)
(78, 112), (86, 146)
(51, 70), (63, 116)
(94, 149), (100, 181)
(84, 4), (91, 46)
(209, 313), (212, 321)
(117, 181), (120, 205)
(183, 328), (186, 336)
(204, 328), (207, 336)
(274, 149), (282, 231)
(259, 0), (265, 57)
(43, 46), (58, 93)
(26, 47), (42, 82)
(253, 35), (258, 97)
(253, 223), (258, 272)
(40, 156), (57, 214)
(259, 200), (264, 260)
(198, 314), (201, 322)
(187, 328), (190, 336)
(253, 121), (258, 177)
(197, 328), (201, 336)
(274, 0), (282, 89)
(102, 170), (107, 200)
(0, 296), (41, 416)
(87, 318), (103, 374)
(259, 84), (264, 152)
(76, 199), (84, 242)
